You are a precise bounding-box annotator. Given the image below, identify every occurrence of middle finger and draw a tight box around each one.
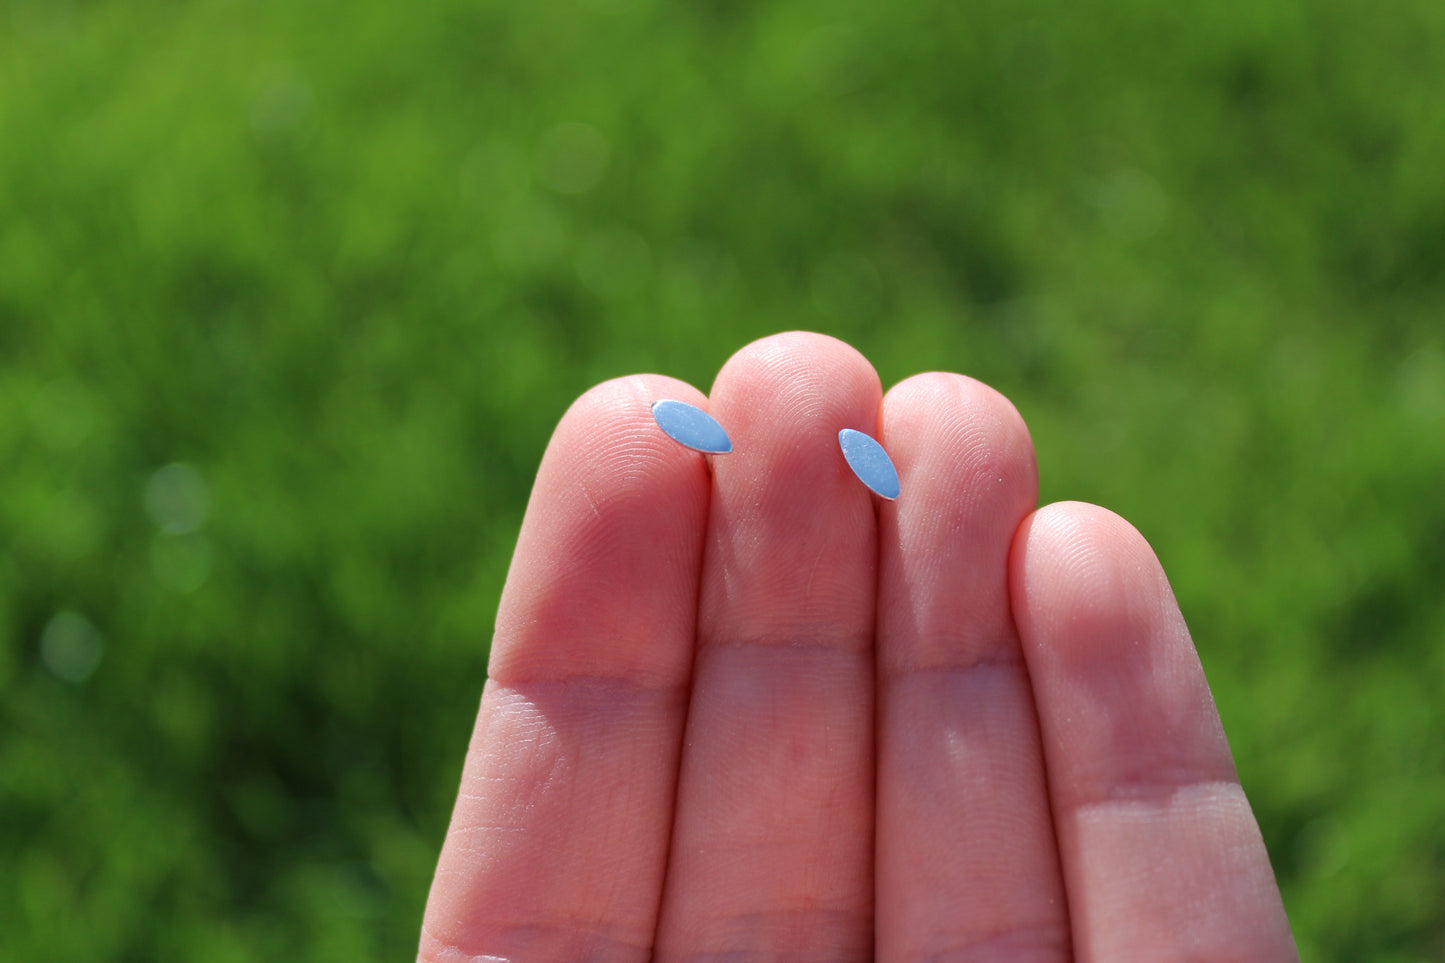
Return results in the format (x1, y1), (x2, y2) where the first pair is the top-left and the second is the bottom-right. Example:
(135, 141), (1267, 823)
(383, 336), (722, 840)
(655, 332), (883, 960)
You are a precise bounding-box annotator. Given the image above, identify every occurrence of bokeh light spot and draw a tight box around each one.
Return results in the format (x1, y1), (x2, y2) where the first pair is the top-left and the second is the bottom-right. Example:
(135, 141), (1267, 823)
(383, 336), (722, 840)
(1092, 166), (1169, 240)
(40, 611), (102, 684)
(250, 63), (315, 137)
(535, 122), (609, 195)
(145, 463), (210, 534)
(1396, 346), (1444, 426)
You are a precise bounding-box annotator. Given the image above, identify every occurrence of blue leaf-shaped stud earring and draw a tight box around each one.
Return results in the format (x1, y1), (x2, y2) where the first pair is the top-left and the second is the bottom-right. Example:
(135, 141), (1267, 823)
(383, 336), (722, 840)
(838, 428), (899, 500)
(651, 399), (733, 454)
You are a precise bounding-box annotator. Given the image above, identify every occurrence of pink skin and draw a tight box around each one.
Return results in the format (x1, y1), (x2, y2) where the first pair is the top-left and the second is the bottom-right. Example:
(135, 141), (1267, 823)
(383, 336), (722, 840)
(419, 332), (1297, 963)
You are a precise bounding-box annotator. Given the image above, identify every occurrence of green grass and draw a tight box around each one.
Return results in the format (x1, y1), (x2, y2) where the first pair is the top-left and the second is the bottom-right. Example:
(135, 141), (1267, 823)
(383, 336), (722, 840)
(3, 0), (1444, 958)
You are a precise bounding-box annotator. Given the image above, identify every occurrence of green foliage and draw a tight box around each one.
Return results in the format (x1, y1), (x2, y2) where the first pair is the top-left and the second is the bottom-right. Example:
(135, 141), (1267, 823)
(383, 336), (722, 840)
(3, 0), (1443, 958)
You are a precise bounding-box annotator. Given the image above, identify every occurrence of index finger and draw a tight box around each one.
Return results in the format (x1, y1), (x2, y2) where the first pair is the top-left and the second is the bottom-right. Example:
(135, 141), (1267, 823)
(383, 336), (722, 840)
(420, 375), (714, 962)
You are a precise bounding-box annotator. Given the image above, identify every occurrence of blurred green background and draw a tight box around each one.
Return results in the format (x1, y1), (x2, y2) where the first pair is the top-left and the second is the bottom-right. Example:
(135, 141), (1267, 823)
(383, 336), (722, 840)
(3, 0), (1443, 958)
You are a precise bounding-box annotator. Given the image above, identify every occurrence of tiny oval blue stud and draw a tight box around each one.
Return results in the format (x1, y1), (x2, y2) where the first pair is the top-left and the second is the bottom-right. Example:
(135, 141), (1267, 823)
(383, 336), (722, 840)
(838, 428), (899, 500)
(651, 399), (733, 454)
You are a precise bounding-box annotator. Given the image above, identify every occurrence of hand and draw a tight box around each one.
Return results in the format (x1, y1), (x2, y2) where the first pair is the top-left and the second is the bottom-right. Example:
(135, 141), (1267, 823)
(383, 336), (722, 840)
(419, 332), (1297, 961)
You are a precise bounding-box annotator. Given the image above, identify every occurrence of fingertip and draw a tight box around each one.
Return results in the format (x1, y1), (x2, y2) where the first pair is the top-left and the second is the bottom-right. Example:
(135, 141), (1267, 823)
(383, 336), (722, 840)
(492, 373), (715, 687)
(883, 371), (1031, 434)
(702, 331), (885, 539)
(718, 330), (878, 375)
(875, 371), (1040, 672)
(1010, 500), (1233, 808)
(561, 374), (711, 450)
(710, 331), (883, 432)
(1009, 500), (1180, 652)
(696, 331), (884, 639)
(881, 372), (1038, 506)
(540, 373), (715, 505)
(1011, 500), (1153, 570)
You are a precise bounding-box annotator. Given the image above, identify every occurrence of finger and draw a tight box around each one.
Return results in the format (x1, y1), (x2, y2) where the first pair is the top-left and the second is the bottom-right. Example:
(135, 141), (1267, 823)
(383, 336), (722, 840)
(420, 375), (714, 963)
(655, 332), (882, 959)
(1010, 502), (1297, 962)
(874, 374), (1070, 961)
